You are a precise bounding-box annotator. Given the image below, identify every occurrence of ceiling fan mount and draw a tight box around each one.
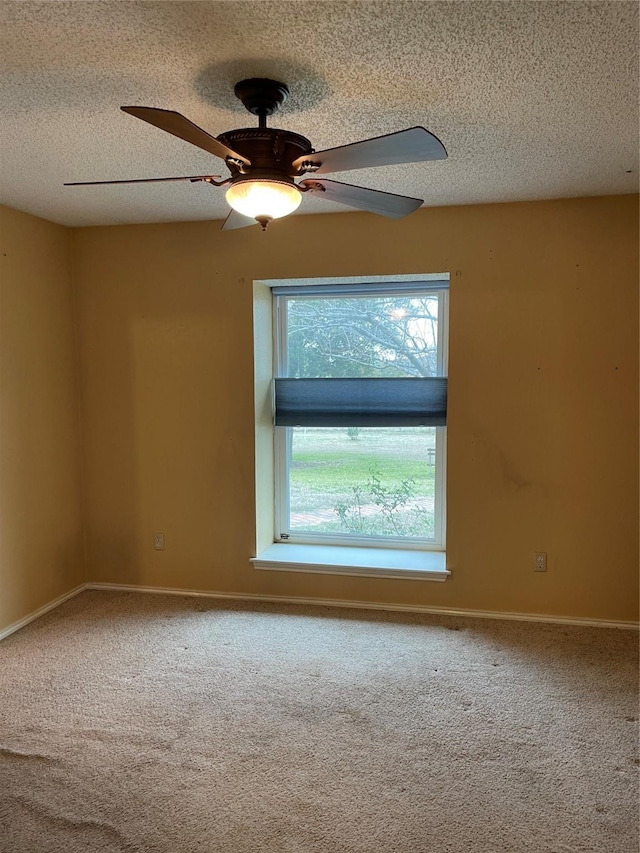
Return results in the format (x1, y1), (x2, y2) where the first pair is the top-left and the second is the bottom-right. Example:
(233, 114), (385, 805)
(233, 77), (290, 119)
(65, 78), (448, 231)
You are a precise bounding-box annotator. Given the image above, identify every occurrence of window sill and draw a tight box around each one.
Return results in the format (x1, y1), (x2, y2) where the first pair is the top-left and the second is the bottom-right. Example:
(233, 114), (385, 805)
(251, 544), (449, 582)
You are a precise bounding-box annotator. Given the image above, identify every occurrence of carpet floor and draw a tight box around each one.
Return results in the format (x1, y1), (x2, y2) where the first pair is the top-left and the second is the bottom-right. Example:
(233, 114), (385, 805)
(0, 590), (638, 853)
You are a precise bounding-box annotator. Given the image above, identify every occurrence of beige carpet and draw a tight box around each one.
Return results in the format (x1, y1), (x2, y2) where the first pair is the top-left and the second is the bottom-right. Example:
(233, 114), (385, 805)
(0, 591), (638, 853)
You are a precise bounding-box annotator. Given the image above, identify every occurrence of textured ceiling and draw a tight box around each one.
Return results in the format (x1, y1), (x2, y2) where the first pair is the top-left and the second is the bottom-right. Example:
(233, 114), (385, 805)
(0, 1), (638, 227)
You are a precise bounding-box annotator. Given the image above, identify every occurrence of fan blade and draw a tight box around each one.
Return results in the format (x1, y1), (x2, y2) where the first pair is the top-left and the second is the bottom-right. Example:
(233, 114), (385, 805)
(64, 175), (221, 186)
(221, 209), (259, 230)
(301, 178), (422, 219)
(292, 127), (446, 175)
(121, 106), (251, 167)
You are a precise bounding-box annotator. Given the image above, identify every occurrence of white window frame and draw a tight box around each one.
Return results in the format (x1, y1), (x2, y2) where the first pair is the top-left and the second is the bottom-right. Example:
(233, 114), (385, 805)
(273, 280), (448, 552)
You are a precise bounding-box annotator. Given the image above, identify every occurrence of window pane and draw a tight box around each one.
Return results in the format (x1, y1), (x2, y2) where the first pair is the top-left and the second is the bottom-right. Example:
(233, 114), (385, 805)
(287, 295), (439, 379)
(288, 427), (436, 539)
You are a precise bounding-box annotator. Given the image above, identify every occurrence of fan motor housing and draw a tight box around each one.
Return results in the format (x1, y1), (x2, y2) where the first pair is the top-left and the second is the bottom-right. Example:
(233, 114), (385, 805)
(216, 128), (313, 181)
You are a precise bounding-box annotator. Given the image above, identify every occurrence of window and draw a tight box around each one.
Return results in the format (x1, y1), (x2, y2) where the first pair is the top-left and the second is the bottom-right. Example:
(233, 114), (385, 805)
(272, 279), (448, 553)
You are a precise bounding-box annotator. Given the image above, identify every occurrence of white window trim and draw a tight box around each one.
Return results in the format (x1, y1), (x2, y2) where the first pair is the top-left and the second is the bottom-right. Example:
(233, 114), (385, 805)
(271, 279), (449, 553)
(251, 543), (449, 581)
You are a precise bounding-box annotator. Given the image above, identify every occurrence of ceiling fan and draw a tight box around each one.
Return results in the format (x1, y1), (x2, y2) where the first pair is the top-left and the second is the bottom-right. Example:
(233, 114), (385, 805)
(65, 78), (447, 231)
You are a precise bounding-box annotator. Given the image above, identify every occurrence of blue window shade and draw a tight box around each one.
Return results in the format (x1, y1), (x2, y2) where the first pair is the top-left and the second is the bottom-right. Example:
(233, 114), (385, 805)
(274, 378), (447, 428)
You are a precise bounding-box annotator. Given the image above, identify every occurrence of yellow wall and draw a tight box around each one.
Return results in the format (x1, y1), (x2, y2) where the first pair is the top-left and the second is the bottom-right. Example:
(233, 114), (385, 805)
(72, 195), (639, 622)
(0, 206), (85, 631)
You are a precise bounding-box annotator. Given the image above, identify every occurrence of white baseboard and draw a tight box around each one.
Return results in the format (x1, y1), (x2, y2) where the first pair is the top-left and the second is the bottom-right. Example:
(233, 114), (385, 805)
(2, 581), (636, 639)
(0, 584), (86, 642)
(84, 582), (640, 631)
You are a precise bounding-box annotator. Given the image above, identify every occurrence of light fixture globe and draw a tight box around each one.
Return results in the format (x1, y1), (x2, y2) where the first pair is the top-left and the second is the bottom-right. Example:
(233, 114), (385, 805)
(226, 179), (302, 226)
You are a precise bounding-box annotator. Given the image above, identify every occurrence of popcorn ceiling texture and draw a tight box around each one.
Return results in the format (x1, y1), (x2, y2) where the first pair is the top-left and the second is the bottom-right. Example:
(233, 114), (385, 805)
(0, 591), (638, 852)
(0, 1), (638, 226)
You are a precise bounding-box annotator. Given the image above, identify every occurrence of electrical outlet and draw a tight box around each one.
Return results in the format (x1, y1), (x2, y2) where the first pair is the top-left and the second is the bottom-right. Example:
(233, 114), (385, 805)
(154, 533), (165, 551)
(534, 551), (547, 572)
